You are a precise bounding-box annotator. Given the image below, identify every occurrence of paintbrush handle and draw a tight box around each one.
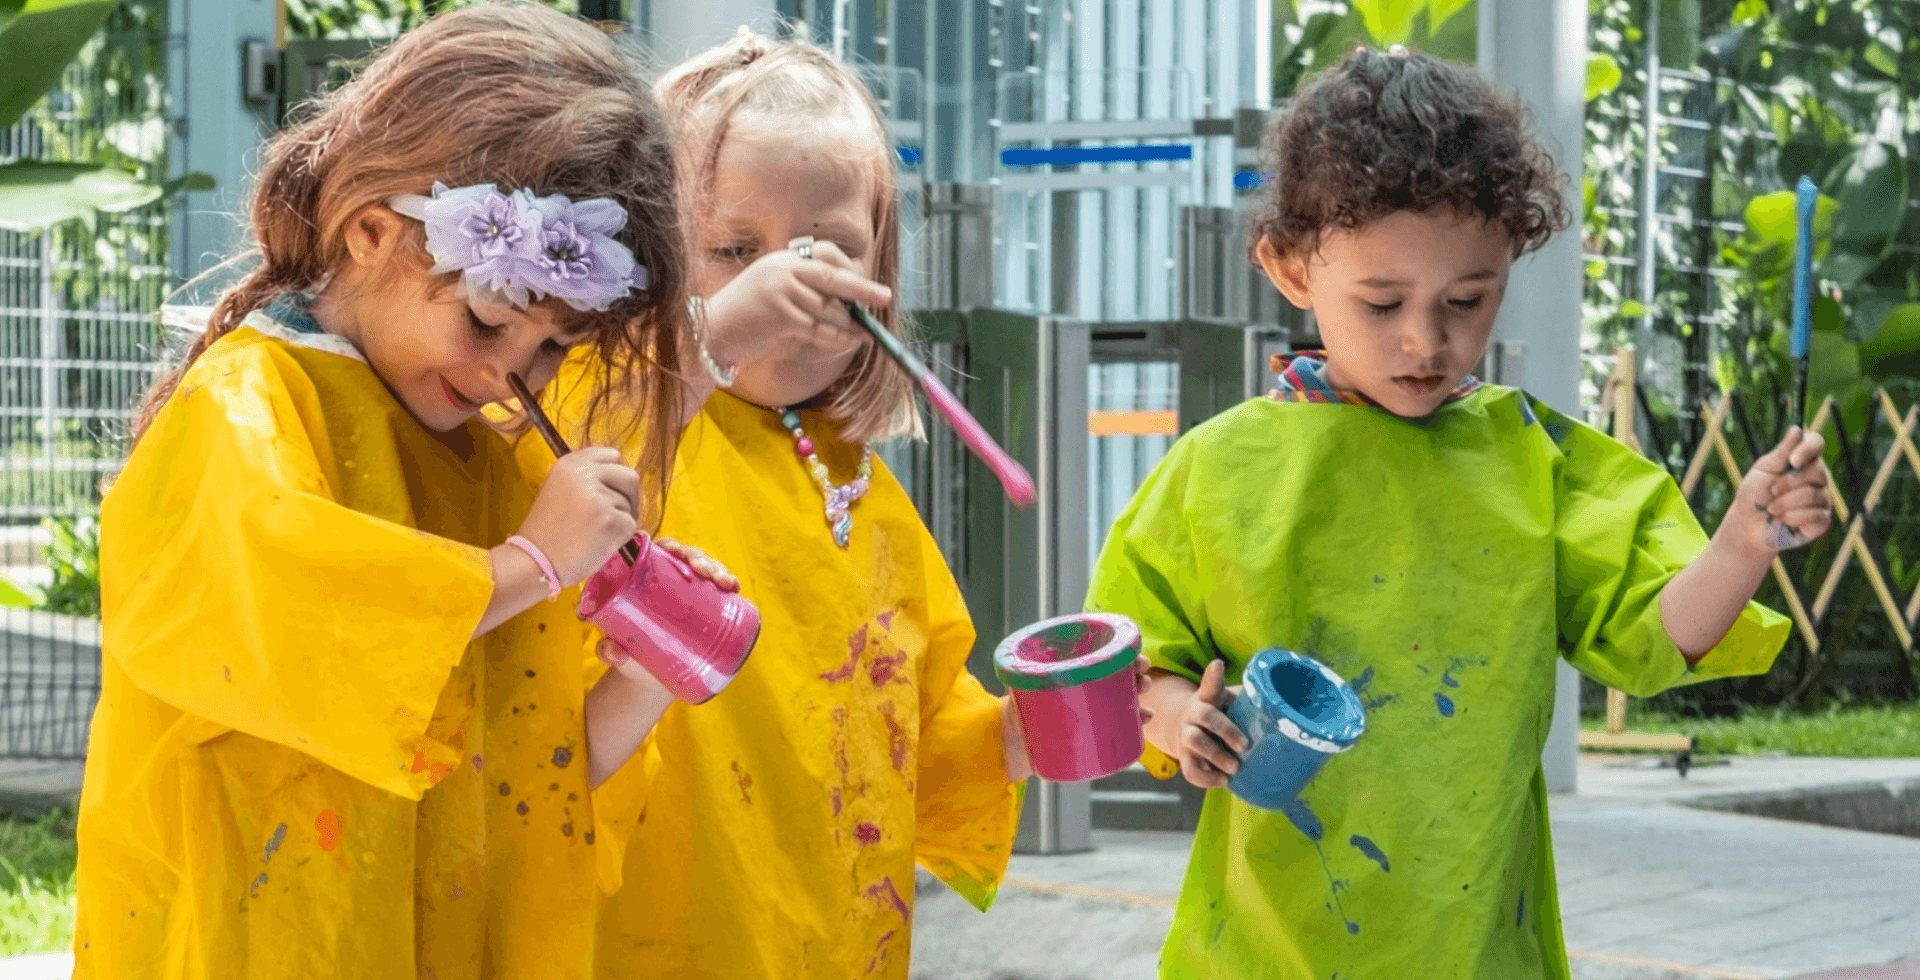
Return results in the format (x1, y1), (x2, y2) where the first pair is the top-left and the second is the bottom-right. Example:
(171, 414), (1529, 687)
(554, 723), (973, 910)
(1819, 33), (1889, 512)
(507, 372), (641, 565)
(1790, 176), (1817, 361)
(845, 303), (1036, 508)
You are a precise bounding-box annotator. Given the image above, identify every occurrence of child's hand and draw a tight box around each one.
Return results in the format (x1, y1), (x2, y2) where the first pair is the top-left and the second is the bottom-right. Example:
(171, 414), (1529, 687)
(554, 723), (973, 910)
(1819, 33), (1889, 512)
(702, 240), (892, 368)
(655, 537), (739, 592)
(1729, 426), (1834, 555)
(1171, 660), (1248, 790)
(518, 446), (639, 585)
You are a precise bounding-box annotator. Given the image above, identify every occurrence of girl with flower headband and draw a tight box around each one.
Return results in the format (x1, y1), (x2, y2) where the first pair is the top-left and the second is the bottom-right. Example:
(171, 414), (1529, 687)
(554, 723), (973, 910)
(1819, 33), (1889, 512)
(75, 7), (731, 978)
(516, 28), (1150, 980)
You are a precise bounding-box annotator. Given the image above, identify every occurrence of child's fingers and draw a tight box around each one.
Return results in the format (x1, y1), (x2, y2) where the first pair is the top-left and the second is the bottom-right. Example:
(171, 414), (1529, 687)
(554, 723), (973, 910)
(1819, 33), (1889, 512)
(792, 258), (893, 310)
(1181, 750), (1233, 789)
(595, 637), (630, 668)
(1750, 426), (1805, 477)
(1194, 659), (1229, 706)
(1766, 483), (1829, 518)
(1788, 429), (1826, 471)
(1778, 507), (1834, 541)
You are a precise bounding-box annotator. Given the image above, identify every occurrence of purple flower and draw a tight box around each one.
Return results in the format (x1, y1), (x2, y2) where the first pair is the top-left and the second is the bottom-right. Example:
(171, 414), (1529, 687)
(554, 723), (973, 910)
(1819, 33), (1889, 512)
(390, 183), (646, 312)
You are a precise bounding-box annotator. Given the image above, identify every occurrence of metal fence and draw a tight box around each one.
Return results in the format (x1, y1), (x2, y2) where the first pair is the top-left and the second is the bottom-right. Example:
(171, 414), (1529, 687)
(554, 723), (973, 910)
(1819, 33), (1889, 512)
(0, 6), (173, 759)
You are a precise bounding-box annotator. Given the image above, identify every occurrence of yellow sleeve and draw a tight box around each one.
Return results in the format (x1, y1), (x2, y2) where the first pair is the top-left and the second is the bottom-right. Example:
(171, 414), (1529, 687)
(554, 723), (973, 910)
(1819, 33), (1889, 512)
(580, 649), (667, 896)
(1547, 400), (1791, 696)
(99, 340), (492, 799)
(912, 538), (1024, 912)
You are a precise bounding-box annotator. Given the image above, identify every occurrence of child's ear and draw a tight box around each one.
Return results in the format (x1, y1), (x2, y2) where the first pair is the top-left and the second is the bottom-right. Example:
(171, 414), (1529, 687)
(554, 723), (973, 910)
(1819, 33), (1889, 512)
(342, 205), (409, 270)
(1255, 238), (1313, 310)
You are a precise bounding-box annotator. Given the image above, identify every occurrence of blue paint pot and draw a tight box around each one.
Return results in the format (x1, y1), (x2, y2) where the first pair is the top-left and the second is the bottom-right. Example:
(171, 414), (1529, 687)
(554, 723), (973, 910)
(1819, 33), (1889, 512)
(1223, 648), (1367, 811)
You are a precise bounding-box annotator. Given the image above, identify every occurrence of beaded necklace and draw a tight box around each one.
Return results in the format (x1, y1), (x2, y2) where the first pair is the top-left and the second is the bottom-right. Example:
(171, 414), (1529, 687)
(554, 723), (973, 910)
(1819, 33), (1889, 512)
(776, 408), (872, 547)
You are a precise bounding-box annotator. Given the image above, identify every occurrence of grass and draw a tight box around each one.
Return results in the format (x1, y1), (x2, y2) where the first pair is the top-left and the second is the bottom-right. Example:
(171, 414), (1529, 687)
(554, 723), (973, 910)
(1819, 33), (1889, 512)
(0, 809), (77, 957)
(1583, 703), (1920, 758)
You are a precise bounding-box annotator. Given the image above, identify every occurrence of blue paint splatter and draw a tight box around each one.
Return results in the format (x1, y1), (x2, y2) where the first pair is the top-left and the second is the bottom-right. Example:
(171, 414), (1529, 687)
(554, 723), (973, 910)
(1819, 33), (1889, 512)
(1352, 667), (1375, 694)
(1441, 670), (1460, 688)
(1282, 799), (1324, 841)
(1435, 693), (1456, 717)
(1349, 835), (1390, 872)
(1517, 891), (1526, 927)
(1346, 920), (1360, 935)
(262, 823), (287, 863)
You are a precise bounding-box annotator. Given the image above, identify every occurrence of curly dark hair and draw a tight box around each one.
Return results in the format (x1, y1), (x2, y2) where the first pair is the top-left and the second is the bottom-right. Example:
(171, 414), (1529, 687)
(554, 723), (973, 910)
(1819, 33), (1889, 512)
(1248, 48), (1571, 263)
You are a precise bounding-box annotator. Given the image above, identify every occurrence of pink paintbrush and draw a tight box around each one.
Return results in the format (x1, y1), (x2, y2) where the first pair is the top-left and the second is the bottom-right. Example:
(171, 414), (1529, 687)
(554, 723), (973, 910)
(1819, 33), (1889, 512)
(848, 303), (1036, 508)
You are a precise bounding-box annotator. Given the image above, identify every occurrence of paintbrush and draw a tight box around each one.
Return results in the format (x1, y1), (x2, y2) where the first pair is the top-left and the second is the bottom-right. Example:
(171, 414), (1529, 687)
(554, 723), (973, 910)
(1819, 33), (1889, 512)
(1789, 175), (1818, 431)
(507, 371), (642, 565)
(846, 302), (1037, 508)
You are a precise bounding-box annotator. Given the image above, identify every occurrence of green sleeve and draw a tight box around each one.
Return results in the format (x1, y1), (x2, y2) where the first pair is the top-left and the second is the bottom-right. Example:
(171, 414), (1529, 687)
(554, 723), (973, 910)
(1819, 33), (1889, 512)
(1545, 400), (1790, 697)
(1085, 435), (1214, 684)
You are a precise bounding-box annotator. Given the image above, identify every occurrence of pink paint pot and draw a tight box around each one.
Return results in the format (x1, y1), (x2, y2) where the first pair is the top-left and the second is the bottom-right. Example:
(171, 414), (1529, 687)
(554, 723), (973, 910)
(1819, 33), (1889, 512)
(993, 613), (1144, 783)
(577, 533), (761, 705)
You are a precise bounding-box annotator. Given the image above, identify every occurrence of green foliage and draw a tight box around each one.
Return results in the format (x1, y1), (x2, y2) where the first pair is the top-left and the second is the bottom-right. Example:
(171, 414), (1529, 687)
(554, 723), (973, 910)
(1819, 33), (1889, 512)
(37, 512), (98, 618)
(0, 0), (209, 230)
(0, 810), (76, 957)
(1271, 0), (1476, 99)
(1582, 703), (1920, 757)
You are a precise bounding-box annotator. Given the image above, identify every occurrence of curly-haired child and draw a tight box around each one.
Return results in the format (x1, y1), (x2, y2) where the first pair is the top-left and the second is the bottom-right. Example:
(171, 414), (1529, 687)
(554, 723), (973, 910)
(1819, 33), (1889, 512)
(1086, 48), (1830, 979)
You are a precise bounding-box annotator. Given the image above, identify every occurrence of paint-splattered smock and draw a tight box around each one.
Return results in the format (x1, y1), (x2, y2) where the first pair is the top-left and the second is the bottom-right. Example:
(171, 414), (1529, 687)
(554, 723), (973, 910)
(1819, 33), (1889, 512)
(76, 300), (618, 980)
(516, 381), (1022, 980)
(1085, 374), (1789, 980)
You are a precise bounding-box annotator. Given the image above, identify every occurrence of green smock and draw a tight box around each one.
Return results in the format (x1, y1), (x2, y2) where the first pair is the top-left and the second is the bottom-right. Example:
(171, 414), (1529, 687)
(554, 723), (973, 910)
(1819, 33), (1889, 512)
(1085, 382), (1788, 980)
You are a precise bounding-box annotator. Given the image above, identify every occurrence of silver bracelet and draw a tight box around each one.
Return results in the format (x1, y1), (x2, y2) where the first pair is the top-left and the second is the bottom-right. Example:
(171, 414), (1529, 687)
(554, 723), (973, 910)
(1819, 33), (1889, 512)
(689, 296), (737, 388)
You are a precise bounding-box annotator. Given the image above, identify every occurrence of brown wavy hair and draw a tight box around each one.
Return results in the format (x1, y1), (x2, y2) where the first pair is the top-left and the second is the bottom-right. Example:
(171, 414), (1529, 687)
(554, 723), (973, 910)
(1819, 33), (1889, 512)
(1249, 47), (1572, 263)
(655, 28), (921, 444)
(133, 2), (688, 502)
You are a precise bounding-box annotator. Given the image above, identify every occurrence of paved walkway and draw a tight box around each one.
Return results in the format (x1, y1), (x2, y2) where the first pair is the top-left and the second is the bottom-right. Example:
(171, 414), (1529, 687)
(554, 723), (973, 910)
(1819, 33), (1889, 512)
(908, 755), (1920, 980)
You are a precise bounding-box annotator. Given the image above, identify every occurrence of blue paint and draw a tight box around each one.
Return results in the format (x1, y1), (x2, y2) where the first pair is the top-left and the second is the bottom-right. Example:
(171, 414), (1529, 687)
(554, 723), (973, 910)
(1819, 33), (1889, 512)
(1351, 667), (1375, 694)
(1000, 144), (1193, 167)
(1233, 169), (1269, 190)
(1441, 670), (1460, 688)
(1435, 693), (1456, 717)
(1223, 648), (1367, 811)
(1281, 799), (1324, 841)
(1349, 835), (1390, 872)
(897, 146), (922, 166)
(1346, 920), (1360, 935)
(263, 822), (287, 863)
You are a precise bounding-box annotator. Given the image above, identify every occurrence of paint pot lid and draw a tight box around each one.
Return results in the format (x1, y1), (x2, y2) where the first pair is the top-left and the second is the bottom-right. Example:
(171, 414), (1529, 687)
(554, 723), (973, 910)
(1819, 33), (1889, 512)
(1241, 647), (1366, 751)
(993, 612), (1142, 690)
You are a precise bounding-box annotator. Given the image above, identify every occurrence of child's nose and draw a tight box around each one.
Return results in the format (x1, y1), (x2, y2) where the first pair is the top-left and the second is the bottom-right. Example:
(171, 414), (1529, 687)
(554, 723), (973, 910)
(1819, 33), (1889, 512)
(1400, 315), (1447, 359)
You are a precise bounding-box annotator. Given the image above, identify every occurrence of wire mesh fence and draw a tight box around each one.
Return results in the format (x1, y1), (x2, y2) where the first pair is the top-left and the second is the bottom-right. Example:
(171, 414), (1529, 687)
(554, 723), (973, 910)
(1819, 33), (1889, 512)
(0, 5), (173, 759)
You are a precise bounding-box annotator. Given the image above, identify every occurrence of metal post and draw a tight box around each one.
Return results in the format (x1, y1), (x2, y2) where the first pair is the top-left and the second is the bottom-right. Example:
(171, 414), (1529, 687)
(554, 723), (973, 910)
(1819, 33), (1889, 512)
(168, 0), (278, 283)
(1480, 0), (1590, 795)
(964, 310), (1093, 854)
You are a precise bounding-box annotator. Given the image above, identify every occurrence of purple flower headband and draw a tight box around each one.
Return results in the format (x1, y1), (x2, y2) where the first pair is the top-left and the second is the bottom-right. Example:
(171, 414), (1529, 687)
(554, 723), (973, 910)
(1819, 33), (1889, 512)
(387, 182), (646, 312)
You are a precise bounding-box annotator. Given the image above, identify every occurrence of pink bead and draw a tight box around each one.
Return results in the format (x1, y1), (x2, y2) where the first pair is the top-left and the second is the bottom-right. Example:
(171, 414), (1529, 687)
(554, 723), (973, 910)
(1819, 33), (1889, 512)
(795, 437), (815, 457)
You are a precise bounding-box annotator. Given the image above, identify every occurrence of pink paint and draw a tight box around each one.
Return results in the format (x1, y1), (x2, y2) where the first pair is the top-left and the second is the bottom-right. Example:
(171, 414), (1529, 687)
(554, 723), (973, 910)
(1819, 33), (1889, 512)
(922, 373), (1036, 508)
(578, 533), (761, 705)
(854, 822), (882, 846)
(994, 613), (1144, 783)
(868, 650), (906, 687)
(821, 627), (866, 683)
(865, 877), (911, 920)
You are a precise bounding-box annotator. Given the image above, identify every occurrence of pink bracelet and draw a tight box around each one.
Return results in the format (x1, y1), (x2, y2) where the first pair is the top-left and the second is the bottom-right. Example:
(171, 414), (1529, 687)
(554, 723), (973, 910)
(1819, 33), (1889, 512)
(505, 535), (562, 600)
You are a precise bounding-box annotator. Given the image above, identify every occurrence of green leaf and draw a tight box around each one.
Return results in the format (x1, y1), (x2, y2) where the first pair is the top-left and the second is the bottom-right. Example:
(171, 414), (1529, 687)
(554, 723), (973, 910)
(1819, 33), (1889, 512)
(1772, 329), (1862, 407)
(0, 578), (39, 610)
(1585, 54), (1622, 102)
(1730, 0), (1766, 25)
(1813, 295), (1846, 334)
(1428, 0), (1473, 32)
(1353, 0), (1419, 45)
(0, 0), (119, 130)
(1273, 0), (1298, 29)
(1822, 249), (1883, 290)
(1863, 42), (1900, 79)
(1830, 133), (1907, 252)
(0, 162), (161, 231)
(1860, 304), (1920, 379)
(1743, 190), (1837, 246)
(1621, 299), (1648, 317)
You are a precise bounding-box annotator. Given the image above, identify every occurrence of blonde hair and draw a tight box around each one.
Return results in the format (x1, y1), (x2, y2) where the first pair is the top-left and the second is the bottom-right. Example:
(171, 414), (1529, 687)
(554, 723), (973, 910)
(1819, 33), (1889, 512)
(656, 28), (922, 444)
(135, 2), (689, 501)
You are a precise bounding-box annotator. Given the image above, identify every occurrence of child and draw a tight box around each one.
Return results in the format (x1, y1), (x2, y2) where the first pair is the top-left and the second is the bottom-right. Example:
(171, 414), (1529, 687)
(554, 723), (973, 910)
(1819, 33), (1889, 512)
(74, 7), (721, 978)
(1086, 49), (1831, 979)
(517, 29), (1145, 979)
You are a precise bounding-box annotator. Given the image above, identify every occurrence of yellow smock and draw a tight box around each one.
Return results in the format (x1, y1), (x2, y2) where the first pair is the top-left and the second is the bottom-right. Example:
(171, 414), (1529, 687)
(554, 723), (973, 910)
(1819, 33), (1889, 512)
(516, 379), (1022, 980)
(76, 305), (620, 979)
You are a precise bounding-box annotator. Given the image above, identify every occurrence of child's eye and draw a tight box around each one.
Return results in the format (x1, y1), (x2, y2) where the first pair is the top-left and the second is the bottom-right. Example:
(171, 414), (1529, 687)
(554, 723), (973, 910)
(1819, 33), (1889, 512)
(1448, 296), (1485, 313)
(709, 243), (755, 264)
(541, 338), (572, 355)
(467, 308), (508, 339)
(1365, 301), (1401, 318)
